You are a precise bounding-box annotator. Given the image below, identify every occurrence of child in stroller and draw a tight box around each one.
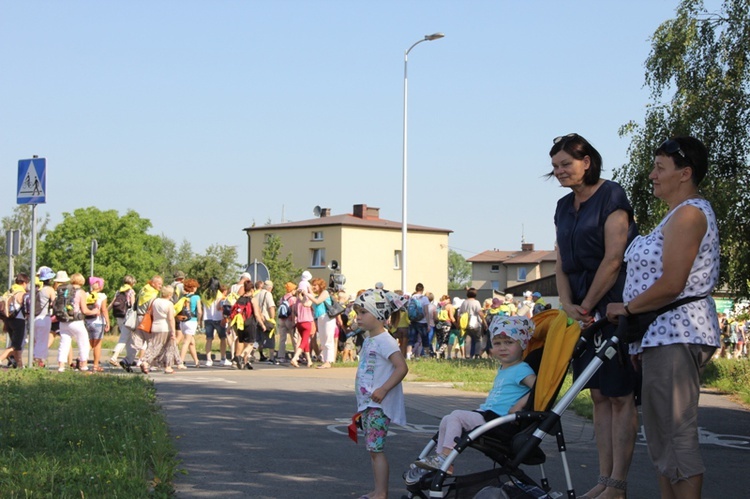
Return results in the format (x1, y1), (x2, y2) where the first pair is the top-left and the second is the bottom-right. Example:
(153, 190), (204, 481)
(406, 316), (536, 484)
(404, 309), (586, 498)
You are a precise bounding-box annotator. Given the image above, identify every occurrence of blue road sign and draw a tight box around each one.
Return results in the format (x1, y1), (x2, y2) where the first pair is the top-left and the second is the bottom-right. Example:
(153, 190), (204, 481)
(17, 158), (46, 204)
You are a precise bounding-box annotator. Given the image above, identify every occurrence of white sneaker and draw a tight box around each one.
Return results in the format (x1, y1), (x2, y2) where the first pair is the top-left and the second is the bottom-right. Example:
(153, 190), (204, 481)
(205, 359), (213, 367)
(222, 359), (232, 366)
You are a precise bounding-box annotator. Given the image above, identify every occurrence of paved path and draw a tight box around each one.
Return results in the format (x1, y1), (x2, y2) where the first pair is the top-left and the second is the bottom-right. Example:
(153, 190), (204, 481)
(147, 363), (750, 498)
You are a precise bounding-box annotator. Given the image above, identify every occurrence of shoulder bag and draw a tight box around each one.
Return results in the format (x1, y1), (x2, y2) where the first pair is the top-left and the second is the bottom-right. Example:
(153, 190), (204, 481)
(137, 302), (154, 334)
(618, 295), (707, 343)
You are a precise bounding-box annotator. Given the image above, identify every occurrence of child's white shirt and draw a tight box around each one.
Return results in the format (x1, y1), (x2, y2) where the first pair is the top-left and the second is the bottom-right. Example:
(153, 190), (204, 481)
(355, 331), (406, 426)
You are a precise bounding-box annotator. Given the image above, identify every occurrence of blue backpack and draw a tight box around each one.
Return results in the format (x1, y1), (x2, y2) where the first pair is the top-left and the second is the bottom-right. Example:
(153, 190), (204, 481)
(278, 296), (292, 319)
(407, 296), (425, 322)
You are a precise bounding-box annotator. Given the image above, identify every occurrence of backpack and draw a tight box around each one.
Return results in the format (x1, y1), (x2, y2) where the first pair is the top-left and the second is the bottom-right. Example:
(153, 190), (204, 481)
(52, 284), (83, 322)
(175, 295), (194, 322)
(230, 296), (253, 321)
(277, 295), (292, 319)
(111, 291), (131, 318)
(221, 292), (239, 317)
(22, 289), (47, 318)
(437, 305), (449, 323)
(0, 291), (22, 320)
(407, 296), (425, 322)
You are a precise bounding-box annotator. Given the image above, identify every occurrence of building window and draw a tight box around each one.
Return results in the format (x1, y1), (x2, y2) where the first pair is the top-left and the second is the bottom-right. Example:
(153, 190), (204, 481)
(394, 250), (402, 269)
(491, 280), (500, 290)
(490, 264), (500, 273)
(310, 248), (326, 268)
(517, 267), (527, 282)
(312, 231), (323, 241)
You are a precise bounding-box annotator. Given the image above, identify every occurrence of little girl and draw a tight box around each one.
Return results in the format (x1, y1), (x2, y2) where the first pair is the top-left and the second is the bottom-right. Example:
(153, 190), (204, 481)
(354, 289), (409, 499)
(408, 315), (536, 480)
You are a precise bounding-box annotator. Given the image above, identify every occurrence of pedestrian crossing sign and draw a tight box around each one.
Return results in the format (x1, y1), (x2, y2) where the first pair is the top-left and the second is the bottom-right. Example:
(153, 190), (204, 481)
(17, 158), (46, 204)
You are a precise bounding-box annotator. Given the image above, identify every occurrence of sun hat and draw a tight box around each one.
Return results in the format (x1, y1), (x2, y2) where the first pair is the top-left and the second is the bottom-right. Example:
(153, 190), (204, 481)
(37, 266), (56, 281)
(354, 289), (392, 321)
(301, 271), (312, 281)
(488, 315), (534, 349)
(240, 272), (251, 280)
(491, 297), (504, 308)
(173, 270), (185, 279)
(374, 281), (384, 290)
(53, 270), (70, 283)
(532, 291), (542, 299)
(264, 280), (273, 288)
(505, 293), (514, 302)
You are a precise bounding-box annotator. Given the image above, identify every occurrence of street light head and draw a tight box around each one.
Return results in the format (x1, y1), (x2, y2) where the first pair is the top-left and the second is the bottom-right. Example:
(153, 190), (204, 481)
(425, 32), (445, 41)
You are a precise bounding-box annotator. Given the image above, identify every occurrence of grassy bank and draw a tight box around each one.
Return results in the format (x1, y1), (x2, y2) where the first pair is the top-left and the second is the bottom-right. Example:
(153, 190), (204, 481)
(0, 369), (178, 498)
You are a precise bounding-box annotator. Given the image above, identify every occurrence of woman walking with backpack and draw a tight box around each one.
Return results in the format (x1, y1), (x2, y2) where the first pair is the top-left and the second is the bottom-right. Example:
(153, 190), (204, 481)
(85, 276), (110, 372)
(178, 279), (203, 368)
(108, 275), (137, 367)
(56, 273), (101, 372)
(32, 267), (57, 367)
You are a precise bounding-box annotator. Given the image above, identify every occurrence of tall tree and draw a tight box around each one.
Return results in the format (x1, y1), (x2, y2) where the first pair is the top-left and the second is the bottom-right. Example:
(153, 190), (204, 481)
(38, 207), (167, 295)
(261, 234), (302, 302)
(0, 205), (51, 288)
(616, 0), (750, 295)
(448, 249), (471, 290)
(184, 244), (242, 289)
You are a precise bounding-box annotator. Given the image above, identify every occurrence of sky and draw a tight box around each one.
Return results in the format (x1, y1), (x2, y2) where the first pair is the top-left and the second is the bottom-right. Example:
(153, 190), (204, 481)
(1, 0), (715, 263)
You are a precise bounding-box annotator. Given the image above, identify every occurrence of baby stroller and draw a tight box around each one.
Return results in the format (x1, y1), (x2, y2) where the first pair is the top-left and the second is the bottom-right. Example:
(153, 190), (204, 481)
(402, 310), (621, 498)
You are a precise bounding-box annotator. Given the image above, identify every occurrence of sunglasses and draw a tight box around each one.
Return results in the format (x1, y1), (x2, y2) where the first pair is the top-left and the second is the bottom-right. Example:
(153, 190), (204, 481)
(660, 139), (687, 159)
(553, 133), (578, 144)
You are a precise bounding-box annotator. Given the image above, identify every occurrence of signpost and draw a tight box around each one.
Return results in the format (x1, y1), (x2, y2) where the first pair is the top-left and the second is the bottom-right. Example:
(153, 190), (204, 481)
(18, 157), (46, 367)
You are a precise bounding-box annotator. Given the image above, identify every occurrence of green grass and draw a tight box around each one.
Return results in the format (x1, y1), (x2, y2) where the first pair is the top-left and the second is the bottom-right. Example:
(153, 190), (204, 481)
(0, 369), (178, 498)
(702, 357), (750, 406)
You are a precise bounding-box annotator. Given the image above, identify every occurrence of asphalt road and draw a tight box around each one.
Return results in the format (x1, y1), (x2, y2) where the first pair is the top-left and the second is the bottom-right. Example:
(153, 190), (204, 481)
(148, 363), (750, 498)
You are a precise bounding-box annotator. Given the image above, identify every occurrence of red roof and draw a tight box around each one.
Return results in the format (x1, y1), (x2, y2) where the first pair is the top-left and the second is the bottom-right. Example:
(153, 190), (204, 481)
(244, 213), (452, 234)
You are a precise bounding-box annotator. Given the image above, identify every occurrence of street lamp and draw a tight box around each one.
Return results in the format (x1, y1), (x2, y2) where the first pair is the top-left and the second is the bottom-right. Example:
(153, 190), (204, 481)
(401, 32), (444, 293)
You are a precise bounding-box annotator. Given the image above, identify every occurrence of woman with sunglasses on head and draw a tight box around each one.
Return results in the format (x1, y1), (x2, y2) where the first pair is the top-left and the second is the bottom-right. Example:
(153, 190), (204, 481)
(607, 137), (719, 499)
(551, 133), (638, 499)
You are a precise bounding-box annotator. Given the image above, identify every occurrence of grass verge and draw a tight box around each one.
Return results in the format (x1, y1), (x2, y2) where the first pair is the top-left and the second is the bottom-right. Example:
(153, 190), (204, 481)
(0, 369), (178, 498)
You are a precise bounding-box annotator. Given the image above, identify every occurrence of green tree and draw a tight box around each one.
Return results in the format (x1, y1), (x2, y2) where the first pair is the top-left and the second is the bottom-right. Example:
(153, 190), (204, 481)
(615, 0), (750, 295)
(448, 249), (471, 290)
(38, 207), (167, 295)
(184, 244), (242, 289)
(0, 205), (51, 288)
(261, 234), (302, 302)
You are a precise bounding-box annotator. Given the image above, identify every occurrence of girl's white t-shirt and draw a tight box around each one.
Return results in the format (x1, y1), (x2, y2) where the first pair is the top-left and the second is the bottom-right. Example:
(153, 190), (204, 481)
(355, 331), (406, 426)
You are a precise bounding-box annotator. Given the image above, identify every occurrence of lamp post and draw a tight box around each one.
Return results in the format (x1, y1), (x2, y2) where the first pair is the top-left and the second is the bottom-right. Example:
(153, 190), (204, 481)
(401, 32), (444, 293)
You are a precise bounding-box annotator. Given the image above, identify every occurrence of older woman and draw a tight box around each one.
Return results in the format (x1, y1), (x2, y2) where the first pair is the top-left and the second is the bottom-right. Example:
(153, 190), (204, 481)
(141, 285), (179, 374)
(551, 133), (638, 499)
(57, 272), (101, 372)
(85, 276), (110, 372)
(607, 137), (719, 499)
(305, 278), (336, 368)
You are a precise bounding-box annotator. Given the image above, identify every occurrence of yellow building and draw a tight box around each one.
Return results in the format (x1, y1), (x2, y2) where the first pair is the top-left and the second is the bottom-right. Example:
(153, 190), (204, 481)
(467, 243), (556, 292)
(243, 204), (452, 297)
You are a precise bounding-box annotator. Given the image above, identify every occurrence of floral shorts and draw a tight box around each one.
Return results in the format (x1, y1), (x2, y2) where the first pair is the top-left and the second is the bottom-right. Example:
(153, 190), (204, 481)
(360, 407), (391, 453)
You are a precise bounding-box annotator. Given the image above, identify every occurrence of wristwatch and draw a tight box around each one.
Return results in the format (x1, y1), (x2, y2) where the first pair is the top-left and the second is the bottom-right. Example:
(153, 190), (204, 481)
(623, 302), (632, 316)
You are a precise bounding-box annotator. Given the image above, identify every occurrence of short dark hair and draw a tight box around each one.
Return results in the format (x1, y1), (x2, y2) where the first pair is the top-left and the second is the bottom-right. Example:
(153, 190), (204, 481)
(548, 133), (603, 185)
(654, 136), (708, 186)
(466, 287), (477, 299)
(415, 283), (424, 292)
(15, 273), (30, 285)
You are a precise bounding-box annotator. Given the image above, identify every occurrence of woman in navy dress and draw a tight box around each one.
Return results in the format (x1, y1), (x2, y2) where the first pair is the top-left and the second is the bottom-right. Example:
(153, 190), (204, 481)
(551, 133), (637, 499)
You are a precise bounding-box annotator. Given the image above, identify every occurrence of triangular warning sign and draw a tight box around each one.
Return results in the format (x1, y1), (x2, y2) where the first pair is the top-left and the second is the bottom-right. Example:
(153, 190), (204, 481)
(18, 160), (45, 198)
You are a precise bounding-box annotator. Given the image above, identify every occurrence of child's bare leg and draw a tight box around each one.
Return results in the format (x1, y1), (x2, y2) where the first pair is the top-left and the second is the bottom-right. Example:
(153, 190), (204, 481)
(366, 451), (389, 499)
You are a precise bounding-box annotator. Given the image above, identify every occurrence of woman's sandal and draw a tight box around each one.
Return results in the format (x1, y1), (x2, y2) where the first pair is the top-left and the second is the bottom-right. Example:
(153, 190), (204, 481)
(140, 363), (150, 374)
(290, 359), (299, 368)
(603, 477), (627, 497)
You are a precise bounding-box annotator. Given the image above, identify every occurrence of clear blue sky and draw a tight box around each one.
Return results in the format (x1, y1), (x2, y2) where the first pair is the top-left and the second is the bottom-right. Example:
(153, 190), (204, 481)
(1, 0), (710, 263)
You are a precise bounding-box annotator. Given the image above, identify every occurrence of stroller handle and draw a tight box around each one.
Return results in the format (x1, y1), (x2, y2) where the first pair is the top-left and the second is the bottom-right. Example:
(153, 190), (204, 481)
(573, 317), (610, 358)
